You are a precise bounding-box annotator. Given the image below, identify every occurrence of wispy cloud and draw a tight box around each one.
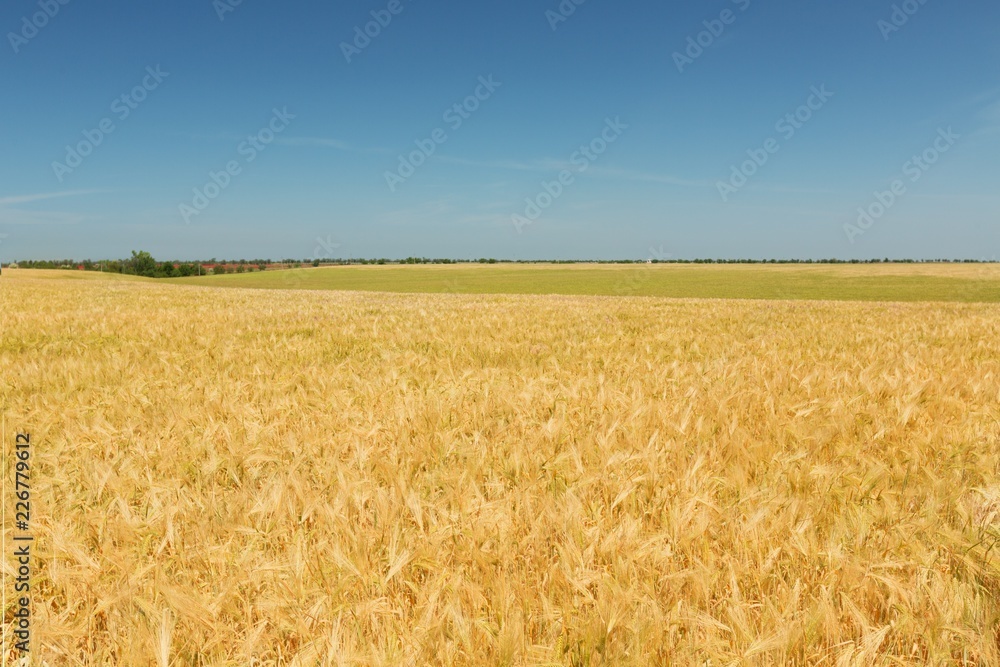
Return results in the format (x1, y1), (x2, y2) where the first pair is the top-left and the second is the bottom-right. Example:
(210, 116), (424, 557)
(432, 155), (713, 188)
(183, 131), (389, 154)
(982, 100), (1000, 121)
(585, 166), (712, 188)
(273, 136), (391, 154)
(0, 209), (93, 225)
(0, 189), (108, 207)
(454, 213), (511, 226)
(378, 197), (459, 225)
(433, 156), (554, 172)
(909, 191), (1000, 204)
(912, 88), (1000, 138)
(0, 189), (107, 225)
(273, 136), (352, 150)
(743, 183), (847, 196)
(430, 156), (845, 201)
(973, 99), (1000, 138)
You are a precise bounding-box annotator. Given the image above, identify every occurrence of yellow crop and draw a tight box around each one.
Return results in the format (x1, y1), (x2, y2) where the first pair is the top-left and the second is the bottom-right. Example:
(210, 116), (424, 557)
(3, 272), (1000, 665)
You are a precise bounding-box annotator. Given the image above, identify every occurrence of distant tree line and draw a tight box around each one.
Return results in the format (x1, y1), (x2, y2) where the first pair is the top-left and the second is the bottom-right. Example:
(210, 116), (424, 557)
(7, 251), (276, 277)
(3, 252), (997, 276)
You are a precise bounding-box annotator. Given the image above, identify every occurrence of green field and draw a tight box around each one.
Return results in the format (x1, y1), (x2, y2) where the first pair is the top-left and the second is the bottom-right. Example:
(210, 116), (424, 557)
(159, 263), (1000, 302)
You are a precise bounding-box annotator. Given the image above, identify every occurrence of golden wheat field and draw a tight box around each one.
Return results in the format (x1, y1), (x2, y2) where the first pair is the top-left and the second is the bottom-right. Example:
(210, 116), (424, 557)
(3, 270), (1000, 665)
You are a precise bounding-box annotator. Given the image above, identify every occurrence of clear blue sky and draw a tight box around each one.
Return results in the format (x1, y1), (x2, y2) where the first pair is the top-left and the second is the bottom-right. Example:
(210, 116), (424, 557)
(2, 0), (998, 261)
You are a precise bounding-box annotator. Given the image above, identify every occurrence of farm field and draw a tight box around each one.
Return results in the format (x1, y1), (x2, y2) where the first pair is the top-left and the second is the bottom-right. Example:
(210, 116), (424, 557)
(3, 270), (1000, 664)
(165, 262), (1000, 302)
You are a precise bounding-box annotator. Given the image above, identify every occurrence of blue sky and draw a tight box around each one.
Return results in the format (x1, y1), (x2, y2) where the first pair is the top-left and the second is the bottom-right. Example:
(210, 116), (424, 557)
(1, 0), (998, 261)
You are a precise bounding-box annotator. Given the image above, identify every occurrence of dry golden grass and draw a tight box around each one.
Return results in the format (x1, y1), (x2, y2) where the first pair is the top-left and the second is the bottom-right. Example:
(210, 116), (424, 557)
(3, 271), (1000, 665)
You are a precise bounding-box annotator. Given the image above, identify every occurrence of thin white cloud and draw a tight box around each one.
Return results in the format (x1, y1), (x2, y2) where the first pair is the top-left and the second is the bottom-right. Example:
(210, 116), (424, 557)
(744, 183), (847, 196)
(379, 197), (459, 225)
(909, 191), (1000, 203)
(183, 131), (389, 154)
(0, 189), (108, 226)
(433, 156), (552, 172)
(0, 209), (92, 225)
(274, 136), (353, 150)
(0, 189), (107, 207)
(911, 88), (1000, 136)
(585, 166), (713, 188)
(432, 155), (713, 188)
(274, 136), (392, 155)
(974, 99), (1000, 136)
(980, 99), (1000, 120)
(965, 105), (1000, 139)
(454, 213), (510, 226)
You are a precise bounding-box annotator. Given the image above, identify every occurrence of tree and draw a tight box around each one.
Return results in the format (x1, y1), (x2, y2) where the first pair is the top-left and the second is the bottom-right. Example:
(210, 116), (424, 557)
(128, 250), (157, 277)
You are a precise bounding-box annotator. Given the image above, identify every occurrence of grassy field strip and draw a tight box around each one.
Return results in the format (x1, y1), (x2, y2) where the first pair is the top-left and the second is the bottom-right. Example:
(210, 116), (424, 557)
(160, 264), (1000, 302)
